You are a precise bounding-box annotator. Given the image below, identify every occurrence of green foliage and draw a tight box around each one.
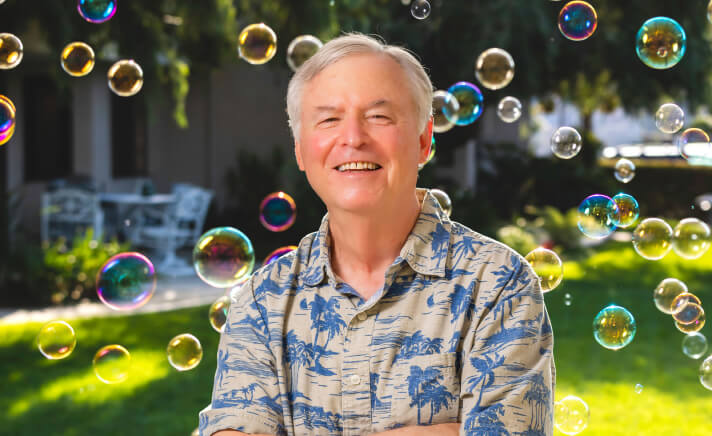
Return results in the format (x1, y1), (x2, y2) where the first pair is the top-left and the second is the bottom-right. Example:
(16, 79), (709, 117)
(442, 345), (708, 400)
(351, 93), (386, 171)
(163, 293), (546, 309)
(495, 225), (538, 257)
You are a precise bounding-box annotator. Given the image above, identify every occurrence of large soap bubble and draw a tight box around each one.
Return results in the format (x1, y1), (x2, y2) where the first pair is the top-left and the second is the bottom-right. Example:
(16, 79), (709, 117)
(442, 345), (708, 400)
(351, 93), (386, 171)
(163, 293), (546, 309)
(0, 33), (23, 69)
(238, 23), (277, 65)
(632, 218), (672, 260)
(475, 48), (515, 90)
(525, 247), (564, 292)
(447, 82), (484, 126)
(193, 227), (255, 288)
(653, 278), (688, 315)
(554, 395), (590, 435)
(593, 304), (636, 350)
(166, 333), (203, 371)
(558, 1), (598, 41)
(636, 17), (686, 70)
(577, 194), (618, 239)
(672, 218), (711, 259)
(551, 126), (582, 159)
(96, 252), (156, 310)
(37, 320), (76, 360)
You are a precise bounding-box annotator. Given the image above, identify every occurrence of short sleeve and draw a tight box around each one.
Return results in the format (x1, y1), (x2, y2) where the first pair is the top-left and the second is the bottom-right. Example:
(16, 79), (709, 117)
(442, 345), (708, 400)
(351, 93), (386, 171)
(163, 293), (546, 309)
(459, 254), (555, 435)
(199, 277), (285, 436)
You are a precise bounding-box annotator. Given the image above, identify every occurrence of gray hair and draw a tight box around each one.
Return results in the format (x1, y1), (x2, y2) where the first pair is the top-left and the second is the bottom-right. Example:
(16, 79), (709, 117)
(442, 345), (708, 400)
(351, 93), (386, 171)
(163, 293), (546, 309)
(286, 33), (433, 138)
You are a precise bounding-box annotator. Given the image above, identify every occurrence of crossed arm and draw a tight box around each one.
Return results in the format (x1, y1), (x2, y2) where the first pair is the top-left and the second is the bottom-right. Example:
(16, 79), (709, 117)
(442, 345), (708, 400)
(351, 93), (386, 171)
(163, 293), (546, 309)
(212, 422), (461, 436)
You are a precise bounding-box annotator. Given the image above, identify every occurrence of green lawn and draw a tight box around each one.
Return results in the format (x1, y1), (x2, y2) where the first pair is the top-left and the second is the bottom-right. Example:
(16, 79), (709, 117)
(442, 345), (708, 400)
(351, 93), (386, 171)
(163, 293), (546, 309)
(1, 242), (711, 435)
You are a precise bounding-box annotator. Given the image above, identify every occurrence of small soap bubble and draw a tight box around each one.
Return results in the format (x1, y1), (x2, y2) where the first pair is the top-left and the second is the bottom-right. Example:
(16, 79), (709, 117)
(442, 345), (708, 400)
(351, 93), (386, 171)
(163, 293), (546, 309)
(655, 103), (684, 134)
(614, 158), (636, 183)
(634, 384), (644, 394)
(107, 60), (144, 97)
(551, 126), (582, 159)
(497, 96), (522, 123)
(673, 301), (703, 326)
(209, 295), (231, 333)
(676, 310), (706, 334)
(0, 33), (23, 69)
(593, 304), (636, 350)
(432, 90), (459, 133)
(77, 0), (117, 24)
(93, 344), (131, 384)
(263, 245), (297, 267)
(632, 218), (673, 260)
(577, 194), (618, 239)
(96, 252), (156, 310)
(61, 42), (95, 77)
(676, 128), (711, 162)
(672, 292), (701, 314)
(410, 0), (431, 20)
(447, 82), (484, 126)
(475, 48), (515, 90)
(682, 332), (708, 359)
(260, 192), (297, 232)
(610, 193), (639, 228)
(653, 278), (688, 315)
(193, 227), (255, 288)
(636, 17), (686, 70)
(672, 218), (711, 260)
(286, 35), (322, 72)
(430, 188), (452, 217)
(554, 395), (590, 435)
(525, 247), (564, 292)
(37, 320), (77, 360)
(238, 23), (277, 65)
(0, 94), (17, 146)
(564, 293), (573, 306)
(558, 1), (597, 41)
(701, 355), (712, 391)
(419, 137), (436, 171)
(167, 333), (203, 371)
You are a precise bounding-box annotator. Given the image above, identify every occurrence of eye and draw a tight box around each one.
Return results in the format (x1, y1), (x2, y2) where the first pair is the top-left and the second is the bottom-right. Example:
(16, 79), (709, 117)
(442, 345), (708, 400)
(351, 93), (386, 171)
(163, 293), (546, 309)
(319, 117), (339, 124)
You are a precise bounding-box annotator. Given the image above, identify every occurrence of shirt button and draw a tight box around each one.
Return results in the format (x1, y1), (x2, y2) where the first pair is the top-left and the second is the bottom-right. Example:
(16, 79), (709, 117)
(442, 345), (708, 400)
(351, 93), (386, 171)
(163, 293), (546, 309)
(349, 374), (361, 385)
(357, 313), (368, 321)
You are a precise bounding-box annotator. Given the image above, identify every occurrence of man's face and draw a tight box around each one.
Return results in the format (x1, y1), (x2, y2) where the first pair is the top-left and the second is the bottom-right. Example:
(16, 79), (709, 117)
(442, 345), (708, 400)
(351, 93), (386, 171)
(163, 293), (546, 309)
(294, 53), (432, 216)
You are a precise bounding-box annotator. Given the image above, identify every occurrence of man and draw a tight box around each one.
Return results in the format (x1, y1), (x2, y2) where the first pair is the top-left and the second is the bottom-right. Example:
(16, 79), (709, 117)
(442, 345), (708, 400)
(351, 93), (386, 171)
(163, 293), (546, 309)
(199, 33), (554, 436)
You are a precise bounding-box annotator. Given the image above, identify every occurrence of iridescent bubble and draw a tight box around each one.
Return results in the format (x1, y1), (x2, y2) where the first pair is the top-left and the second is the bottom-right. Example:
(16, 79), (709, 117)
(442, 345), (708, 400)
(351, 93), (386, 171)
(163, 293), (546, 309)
(193, 227), (255, 288)
(0, 33), (23, 70)
(525, 247), (564, 293)
(497, 96), (522, 123)
(0, 94), (16, 146)
(37, 320), (76, 360)
(614, 158), (636, 183)
(77, 0), (117, 24)
(419, 137), (436, 171)
(632, 218), (673, 260)
(447, 82), (484, 126)
(96, 252), (156, 310)
(673, 301), (703, 326)
(107, 59), (144, 97)
(432, 90), (459, 133)
(166, 333), (203, 371)
(655, 103), (684, 134)
(672, 292), (702, 315)
(286, 35), (322, 72)
(410, 0), (431, 20)
(676, 309), (706, 334)
(263, 245), (297, 266)
(672, 218), (711, 260)
(260, 192), (296, 232)
(636, 17), (686, 70)
(430, 188), (452, 217)
(634, 384), (644, 394)
(93, 344), (131, 384)
(593, 304), (636, 350)
(682, 332), (708, 359)
(551, 126), (582, 159)
(676, 128), (711, 162)
(475, 48), (515, 90)
(209, 295), (230, 333)
(554, 395), (590, 435)
(577, 194), (618, 239)
(701, 355), (712, 391)
(653, 278), (688, 315)
(610, 193), (639, 228)
(61, 42), (95, 77)
(238, 23), (277, 65)
(558, 1), (598, 41)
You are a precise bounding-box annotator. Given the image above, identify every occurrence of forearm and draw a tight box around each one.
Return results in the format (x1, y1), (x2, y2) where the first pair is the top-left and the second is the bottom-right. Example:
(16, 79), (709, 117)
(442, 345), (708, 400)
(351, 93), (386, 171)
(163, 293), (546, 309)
(370, 423), (460, 435)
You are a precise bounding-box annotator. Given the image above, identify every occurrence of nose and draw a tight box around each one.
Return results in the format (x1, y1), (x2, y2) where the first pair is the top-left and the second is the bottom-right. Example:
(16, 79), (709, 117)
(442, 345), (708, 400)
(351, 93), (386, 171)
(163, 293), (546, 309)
(340, 114), (367, 148)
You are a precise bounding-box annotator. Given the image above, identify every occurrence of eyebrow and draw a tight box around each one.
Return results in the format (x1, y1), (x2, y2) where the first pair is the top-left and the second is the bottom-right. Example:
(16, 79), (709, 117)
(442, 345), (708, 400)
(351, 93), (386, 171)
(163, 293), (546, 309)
(312, 100), (394, 113)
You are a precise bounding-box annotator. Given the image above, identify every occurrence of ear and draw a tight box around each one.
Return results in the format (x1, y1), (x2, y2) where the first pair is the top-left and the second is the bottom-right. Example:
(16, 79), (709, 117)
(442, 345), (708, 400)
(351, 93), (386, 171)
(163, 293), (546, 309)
(418, 117), (434, 164)
(294, 139), (305, 171)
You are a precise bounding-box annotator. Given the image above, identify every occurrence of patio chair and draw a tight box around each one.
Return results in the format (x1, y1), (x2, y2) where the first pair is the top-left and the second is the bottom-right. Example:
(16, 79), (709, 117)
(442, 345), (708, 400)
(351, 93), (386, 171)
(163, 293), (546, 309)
(41, 188), (104, 242)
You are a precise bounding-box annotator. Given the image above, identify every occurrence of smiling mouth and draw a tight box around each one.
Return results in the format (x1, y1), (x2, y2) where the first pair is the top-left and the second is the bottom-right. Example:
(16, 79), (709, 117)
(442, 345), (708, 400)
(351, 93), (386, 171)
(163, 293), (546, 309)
(335, 161), (382, 172)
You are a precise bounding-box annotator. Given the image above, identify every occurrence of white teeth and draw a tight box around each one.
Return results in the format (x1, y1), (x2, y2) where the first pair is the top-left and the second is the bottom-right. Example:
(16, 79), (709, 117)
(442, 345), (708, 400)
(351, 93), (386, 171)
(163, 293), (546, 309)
(337, 161), (381, 172)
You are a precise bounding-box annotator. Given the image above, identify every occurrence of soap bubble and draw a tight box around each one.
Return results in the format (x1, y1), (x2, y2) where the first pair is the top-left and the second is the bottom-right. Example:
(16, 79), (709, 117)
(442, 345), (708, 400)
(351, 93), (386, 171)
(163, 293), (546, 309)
(475, 48), (515, 90)
(632, 218), (673, 260)
(238, 23), (277, 65)
(676, 128), (711, 162)
(614, 158), (636, 183)
(636, 17), (686, 70)
(61, 42), (95, 77)
(96, 252), (156, 310)
(410, 0), (431, 20)
(286, 35), (322, 72)
(676, 309), (706, 334)
(701, 355), (712, 391)
(610, 193), (639, 228)
(107, 60), (144, 97)
(551, 126), (582, 159)
(577, 194), (618, 239)
(655, 103), (684, 134)
(260, 192), (297, 232)
(525, 247), (564, 293)
(0, 94), (16, 146)
(209, 295), (231, 333)
(673, 301), (703, 326)
(682, 332), (708, 359)
(554, 395), (590, 435)
(497, 97), (522, 123)
(166, 333), (203, 371)
(634, 384), (644, 394)
(37, 320), (76, 360)
(653, 278), (688, 315)
(593, 304), (636, 350)
(419, 137), (436, 171)
(432, 90), (460, 133)
(672, 292), (702, 314)
(672, 218), (711, 259)
(430, 188), (452, 217)
(709, 0), (712, 24)
(193, 227), (255, 288)
(447, 82), (484, 126)
(0, 33), (23, 69)
(77, 0), (117, 23)
(93, 344), (131, 384)
(564, 293), (573, 306)
(263, 245), (297, 267)
(558, 1), (598, 41)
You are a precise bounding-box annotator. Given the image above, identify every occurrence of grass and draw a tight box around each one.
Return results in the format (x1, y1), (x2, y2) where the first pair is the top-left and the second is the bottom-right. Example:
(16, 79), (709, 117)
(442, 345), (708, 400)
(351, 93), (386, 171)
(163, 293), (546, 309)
(1, 241), (712, 435)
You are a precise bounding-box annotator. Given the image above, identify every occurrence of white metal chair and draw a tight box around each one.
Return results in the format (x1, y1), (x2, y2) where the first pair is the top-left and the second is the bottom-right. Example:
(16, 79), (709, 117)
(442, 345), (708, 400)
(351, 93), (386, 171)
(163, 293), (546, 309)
(41, 188), (104, 242)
